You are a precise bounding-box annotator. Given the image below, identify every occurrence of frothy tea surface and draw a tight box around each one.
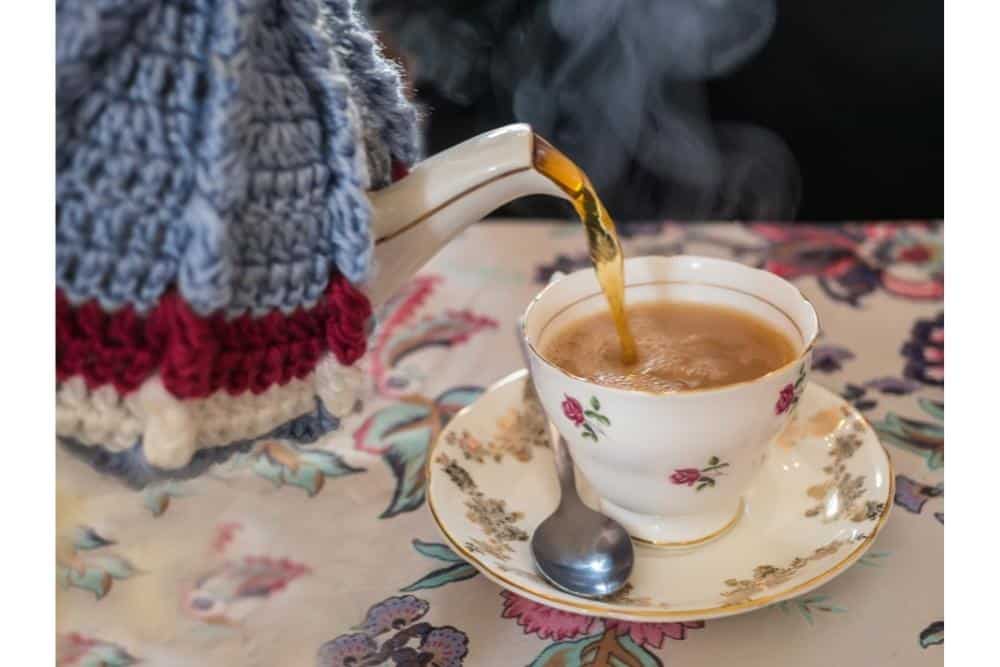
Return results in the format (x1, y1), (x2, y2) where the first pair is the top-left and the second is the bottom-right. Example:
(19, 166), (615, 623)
(542, 301), (798, 392)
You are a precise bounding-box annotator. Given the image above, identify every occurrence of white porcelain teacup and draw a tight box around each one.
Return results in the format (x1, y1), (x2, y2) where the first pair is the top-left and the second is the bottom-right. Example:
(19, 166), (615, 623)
(521, 255), (819, 546)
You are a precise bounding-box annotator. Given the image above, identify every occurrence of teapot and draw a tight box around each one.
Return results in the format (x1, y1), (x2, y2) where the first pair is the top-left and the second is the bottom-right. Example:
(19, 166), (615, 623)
(363, 124), (568, 306)
(55, 1), (576, 485)
(56, 124), (574, 483)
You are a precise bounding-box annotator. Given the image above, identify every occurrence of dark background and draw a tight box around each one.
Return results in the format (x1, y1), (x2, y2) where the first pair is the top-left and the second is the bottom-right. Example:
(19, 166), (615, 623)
(706, 2), (942, 221)
(367, 1), (942, 222)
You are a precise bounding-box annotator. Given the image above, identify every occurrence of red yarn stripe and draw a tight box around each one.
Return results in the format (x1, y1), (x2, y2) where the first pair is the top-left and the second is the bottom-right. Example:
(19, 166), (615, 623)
(56, 275), (372, 399)
(390, 159), (410, 183)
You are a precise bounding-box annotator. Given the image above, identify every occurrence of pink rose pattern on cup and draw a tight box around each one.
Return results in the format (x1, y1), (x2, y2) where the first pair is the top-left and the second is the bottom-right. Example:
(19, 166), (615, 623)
(775, 384), (795, 415)
(561, 394), (610, 441)
(669, 468), (701, 485)
(775, 363), (808, 415)
(561, 395), (584, 427)
(670, 456), (730, 491)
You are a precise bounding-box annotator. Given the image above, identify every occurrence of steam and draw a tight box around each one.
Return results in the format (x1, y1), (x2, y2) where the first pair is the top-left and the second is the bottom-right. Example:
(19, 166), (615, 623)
(364, 0), (800, 220)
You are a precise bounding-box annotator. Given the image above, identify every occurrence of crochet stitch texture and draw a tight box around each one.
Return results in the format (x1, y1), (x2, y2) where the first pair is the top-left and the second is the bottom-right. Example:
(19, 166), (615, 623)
(56, 0), (418, 316)
(56, 276), (370, 398)
(56, 0), (420, 483)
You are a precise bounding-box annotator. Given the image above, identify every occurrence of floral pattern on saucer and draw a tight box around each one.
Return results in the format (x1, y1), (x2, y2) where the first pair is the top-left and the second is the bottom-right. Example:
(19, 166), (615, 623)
(443, 394), (548, 463)
(435, 452), (528, 562)
(804, 409), (885, 523)
(599, 582), (673, 609)
(722, 535), (865, 604)
(426, 372), (893, 622)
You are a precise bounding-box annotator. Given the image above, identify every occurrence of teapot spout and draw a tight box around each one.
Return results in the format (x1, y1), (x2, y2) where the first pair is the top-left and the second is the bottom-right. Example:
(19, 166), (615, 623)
(363, 124), (568, 306)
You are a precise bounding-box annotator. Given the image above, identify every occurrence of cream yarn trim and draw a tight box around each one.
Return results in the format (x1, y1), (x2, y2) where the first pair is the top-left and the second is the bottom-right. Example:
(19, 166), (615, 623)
(57, 355), (363, 469)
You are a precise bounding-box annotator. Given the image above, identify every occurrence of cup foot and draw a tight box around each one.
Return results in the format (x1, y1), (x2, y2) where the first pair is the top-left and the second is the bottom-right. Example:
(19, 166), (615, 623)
(599, 497), (744, 548)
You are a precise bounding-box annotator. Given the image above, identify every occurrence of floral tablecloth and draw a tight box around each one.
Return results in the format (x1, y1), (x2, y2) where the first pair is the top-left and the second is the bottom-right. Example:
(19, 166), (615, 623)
(56, 222), (943, 666)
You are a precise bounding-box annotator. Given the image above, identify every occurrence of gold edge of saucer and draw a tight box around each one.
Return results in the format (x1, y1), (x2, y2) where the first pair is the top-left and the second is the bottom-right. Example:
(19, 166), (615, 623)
(424, 370), (895, 621)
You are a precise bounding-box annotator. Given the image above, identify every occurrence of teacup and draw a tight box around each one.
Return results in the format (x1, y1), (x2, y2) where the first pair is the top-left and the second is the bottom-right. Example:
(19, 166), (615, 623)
(521, 255), (819, 546)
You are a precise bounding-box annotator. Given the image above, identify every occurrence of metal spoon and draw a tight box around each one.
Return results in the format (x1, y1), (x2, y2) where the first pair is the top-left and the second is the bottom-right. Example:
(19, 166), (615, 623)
(518, 333), (635, 598)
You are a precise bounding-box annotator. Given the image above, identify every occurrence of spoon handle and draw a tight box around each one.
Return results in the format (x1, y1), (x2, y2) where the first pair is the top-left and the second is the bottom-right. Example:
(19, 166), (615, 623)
(516, 319), (578, 500)
(548, 421), (578, 497)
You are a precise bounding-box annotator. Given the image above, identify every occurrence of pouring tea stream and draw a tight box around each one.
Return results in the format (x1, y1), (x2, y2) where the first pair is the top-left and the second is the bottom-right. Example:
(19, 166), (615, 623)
(364, 124), (637, 363)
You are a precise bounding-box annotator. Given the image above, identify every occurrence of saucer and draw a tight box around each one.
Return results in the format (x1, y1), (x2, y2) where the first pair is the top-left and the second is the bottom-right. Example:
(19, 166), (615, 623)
(426, 370), (893, 622)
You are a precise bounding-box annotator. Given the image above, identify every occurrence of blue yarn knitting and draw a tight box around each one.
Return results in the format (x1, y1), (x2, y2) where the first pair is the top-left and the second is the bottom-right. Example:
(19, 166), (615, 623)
(56, 0), (418, 317)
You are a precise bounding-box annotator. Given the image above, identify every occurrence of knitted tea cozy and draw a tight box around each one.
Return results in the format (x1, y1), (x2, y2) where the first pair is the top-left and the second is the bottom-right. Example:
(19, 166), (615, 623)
(56, 0), (419, 485)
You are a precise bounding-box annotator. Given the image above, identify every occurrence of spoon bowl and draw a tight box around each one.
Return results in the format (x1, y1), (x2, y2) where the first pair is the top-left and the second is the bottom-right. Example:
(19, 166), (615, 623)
(530, 424), (635, 598)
